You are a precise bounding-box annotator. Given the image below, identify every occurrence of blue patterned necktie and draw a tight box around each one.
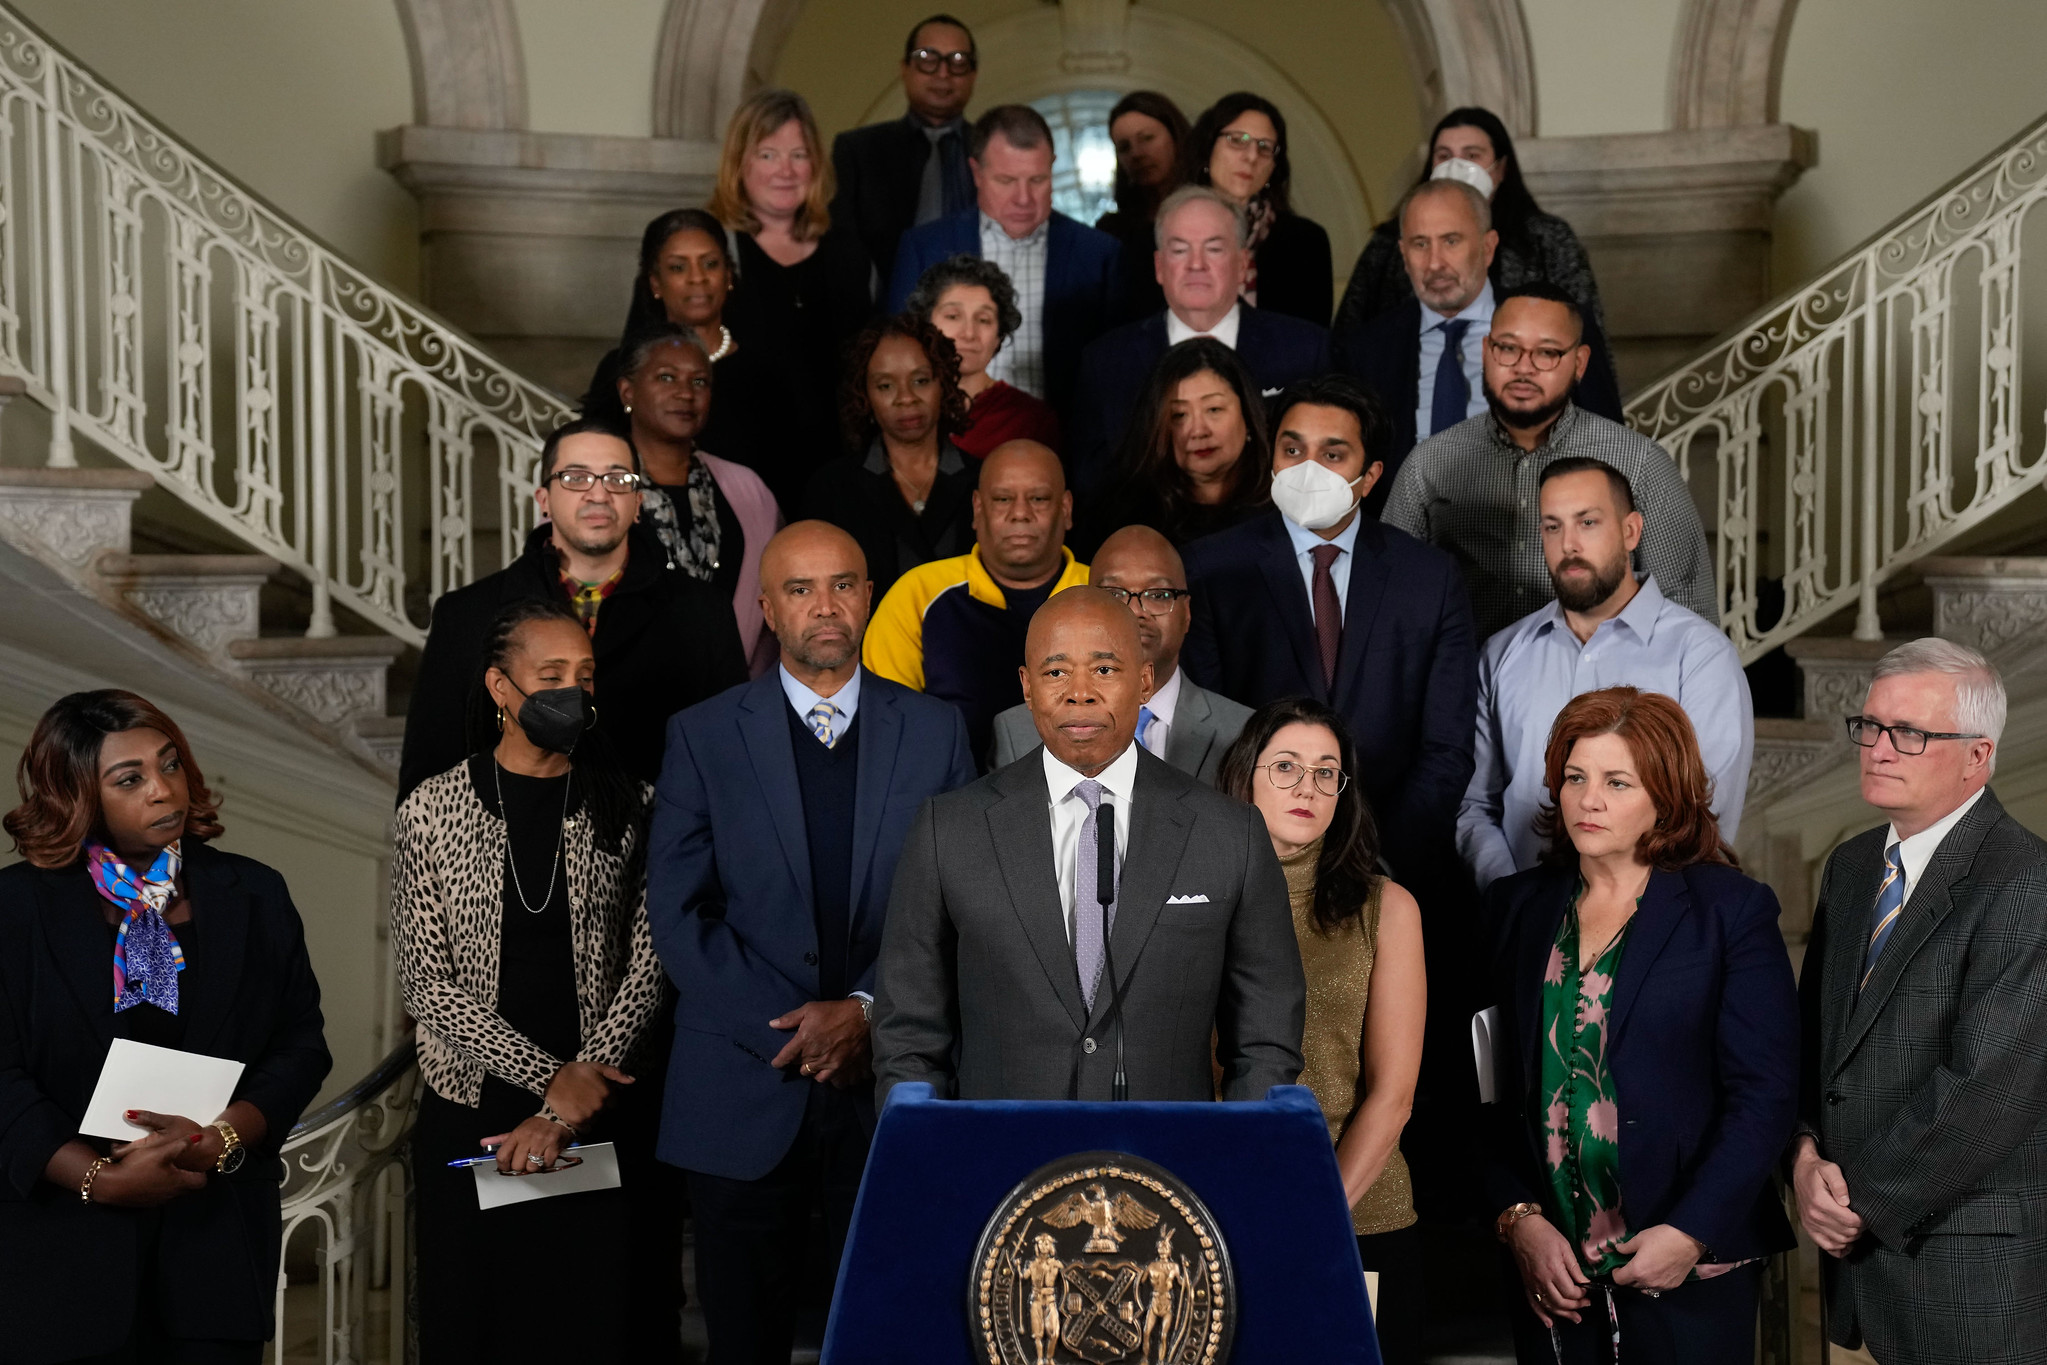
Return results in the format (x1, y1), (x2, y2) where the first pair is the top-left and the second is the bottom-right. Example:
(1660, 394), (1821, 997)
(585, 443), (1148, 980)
(1071, 780), (1118, 1012)
(1860, 844), (1908, 992)
(1429, 317), (1474, 438)
(1136, 705), (1157, 756)
(807, 700), (840, 749)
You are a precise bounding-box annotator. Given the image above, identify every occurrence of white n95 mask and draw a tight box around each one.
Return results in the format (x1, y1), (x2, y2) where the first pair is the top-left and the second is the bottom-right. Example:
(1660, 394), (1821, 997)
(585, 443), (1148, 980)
(1431, 157), (1496, 199)
(1271, 461), (1363, 531)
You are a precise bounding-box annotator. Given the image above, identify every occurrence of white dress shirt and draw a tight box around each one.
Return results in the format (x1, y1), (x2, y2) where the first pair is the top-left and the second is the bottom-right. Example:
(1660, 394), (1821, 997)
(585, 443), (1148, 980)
(1043, 740), (1139, 942)
(1281, 509), (1362, 616)
(1885, 787), (1987, 906)
(1415, 279), (1495, 440)
(980, 213), (1049, 399)
(1456, 576), (1754, 889)
(1165, 301), (1242, 350)
(1138, 666), (1184, 757)
(778, 663), (863, 731)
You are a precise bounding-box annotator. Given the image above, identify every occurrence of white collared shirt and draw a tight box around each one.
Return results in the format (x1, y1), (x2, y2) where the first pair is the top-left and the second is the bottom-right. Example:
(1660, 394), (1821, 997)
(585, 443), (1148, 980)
(778, 663), (862, 732)
(1281, 509), (1363, 616)
(1043, 740), (1139, 942)
(1415, 279), (1495, 440)
(1884, 787), (1987, 906)
(1165, 301), (1242, 350)
(980, 212), (1049, 399)
(1138, 666), (1183, 757)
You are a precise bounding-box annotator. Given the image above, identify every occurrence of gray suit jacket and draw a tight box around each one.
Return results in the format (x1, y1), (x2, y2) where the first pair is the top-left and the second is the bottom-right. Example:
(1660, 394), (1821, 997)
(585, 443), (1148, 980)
(873, 747), (1305, 1104)
(1800, 787), (2047, 1363)
(987, 675), (1254, 786)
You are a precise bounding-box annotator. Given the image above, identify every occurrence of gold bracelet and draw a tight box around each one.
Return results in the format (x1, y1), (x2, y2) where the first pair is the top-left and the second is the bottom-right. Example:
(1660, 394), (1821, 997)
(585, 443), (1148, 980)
(79, 1156), (113, 1204)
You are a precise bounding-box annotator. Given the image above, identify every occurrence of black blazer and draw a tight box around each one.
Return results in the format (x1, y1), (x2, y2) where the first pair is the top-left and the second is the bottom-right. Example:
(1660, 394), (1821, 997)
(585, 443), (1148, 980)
(1066, 306), (1331, 499)
(0, 844), (331, 1360)
(798, 443), (979, 601)
(1331, 297), (1626, 518)
(1180, 510), (1477, 875)
(1483, 862), (1799, 1265)
(830, 115), (939, 292)
(397, 522), (750, 803)
(1251, 211), (1335, 327)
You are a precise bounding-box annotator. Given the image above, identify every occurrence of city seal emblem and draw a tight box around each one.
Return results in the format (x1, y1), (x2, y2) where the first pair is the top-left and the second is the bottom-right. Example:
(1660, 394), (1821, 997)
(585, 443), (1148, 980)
(971, 1152), (1235, 1365)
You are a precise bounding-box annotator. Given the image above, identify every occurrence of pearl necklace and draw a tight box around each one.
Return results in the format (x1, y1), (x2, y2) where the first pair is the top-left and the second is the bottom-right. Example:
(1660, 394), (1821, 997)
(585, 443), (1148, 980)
(707, 325), (735, 362)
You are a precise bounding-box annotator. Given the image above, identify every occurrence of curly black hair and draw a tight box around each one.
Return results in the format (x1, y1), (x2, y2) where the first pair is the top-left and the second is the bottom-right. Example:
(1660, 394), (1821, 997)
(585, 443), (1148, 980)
(836, 313), (972, 453)
(904, 254), (1023, 347)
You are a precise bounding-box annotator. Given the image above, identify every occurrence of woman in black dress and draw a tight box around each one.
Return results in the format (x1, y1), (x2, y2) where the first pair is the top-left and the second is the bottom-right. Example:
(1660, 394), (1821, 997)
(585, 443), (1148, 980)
(799, 314), (979, 600)
(1184, 92), (1334, 327)
(393, 599), (676, 1364)
(1095, 90), (1190, 320)
(0, 689), (330, 1362)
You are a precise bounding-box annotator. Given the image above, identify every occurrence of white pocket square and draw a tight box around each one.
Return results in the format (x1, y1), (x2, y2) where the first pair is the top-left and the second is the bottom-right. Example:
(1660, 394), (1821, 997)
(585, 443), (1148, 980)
(1166, 893), (1211, 904)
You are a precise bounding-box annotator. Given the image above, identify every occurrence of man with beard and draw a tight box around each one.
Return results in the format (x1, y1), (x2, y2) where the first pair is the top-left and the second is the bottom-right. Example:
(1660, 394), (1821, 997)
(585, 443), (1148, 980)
(1456, 457), (1751, 889)
(647, 521), (975, 1362)
(1382, 283), (1713, 640)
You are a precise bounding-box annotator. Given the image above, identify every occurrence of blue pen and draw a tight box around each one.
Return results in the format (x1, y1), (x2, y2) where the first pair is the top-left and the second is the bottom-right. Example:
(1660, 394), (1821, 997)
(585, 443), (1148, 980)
(445, 1142), (583, 1169)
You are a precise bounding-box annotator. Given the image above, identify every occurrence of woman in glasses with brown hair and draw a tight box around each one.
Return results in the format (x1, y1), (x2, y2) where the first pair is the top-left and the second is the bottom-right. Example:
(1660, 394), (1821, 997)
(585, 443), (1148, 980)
(1219, 696), (1426, 1365)
(1183, 92), (1334, 327)
(1483, 687), (1796, 1364)
(0, 690), (330, 1362)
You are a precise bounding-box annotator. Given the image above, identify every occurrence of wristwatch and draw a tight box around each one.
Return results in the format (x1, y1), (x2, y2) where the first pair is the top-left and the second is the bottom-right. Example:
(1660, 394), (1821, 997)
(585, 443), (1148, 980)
(856, 995), (874, 1024)
(210, 1119), (245, 1175)
(1496, 1201), (1544, 1243)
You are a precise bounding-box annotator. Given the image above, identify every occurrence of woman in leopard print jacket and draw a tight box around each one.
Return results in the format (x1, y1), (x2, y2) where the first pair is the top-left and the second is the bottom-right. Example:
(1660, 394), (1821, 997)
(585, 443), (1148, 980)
(392, 597), (679, 1362)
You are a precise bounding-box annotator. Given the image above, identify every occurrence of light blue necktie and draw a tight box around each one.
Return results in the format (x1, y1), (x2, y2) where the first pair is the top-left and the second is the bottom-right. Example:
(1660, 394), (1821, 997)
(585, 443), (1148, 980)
(1860, 844), (1908, 992)
(807, 700), (841, 749)
(1137, 704), (1157, 756)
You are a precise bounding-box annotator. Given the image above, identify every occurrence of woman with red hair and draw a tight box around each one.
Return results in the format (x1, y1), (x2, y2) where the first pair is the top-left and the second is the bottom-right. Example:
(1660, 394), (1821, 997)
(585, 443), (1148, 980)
(1481, 687), (1796, 1364)
(0, 689), (329, 1362)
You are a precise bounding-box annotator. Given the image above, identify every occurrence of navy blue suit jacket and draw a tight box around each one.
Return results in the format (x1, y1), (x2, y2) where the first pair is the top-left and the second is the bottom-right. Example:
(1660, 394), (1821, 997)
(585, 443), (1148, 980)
(1482, 862), (1800, 1263)
(886, 208), (1122, 415)
(1331, 298), (1626, 519)
(1066, 306), (1332, 498)
(645, 668), (976, 1180)
(1180, 510), (1476, 874)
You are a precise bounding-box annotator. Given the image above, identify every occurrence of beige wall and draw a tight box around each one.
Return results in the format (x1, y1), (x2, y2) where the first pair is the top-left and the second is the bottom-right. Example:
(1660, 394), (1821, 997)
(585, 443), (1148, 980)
(513, 0), (668, 138)
(1523, 0), (1682, 137)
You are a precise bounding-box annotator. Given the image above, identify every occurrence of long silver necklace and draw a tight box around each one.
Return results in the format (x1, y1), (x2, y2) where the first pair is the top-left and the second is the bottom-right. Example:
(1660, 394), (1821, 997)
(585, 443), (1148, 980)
(494, 758), (570, 915)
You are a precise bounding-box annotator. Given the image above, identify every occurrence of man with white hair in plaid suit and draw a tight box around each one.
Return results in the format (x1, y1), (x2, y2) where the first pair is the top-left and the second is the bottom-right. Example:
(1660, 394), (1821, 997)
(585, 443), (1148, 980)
(1792, 637), (2047, 1363)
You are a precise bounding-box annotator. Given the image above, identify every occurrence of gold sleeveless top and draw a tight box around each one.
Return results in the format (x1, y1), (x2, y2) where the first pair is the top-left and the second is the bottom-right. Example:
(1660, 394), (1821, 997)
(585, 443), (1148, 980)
(1283, 839), (1418, 1236)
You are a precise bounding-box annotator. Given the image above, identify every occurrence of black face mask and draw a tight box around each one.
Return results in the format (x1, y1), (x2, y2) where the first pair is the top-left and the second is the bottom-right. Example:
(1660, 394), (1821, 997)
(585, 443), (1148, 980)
(508, 682), (593, 755)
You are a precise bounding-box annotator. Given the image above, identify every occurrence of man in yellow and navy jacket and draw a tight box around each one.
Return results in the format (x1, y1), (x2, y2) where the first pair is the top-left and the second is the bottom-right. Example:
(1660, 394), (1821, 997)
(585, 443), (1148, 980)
(864, 440), (1090, 767)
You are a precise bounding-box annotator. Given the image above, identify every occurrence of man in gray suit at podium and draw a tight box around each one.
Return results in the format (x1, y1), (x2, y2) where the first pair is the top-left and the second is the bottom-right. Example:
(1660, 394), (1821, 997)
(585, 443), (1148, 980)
(988, 526), (1252, 785)
(873, 586), (1304, 1103)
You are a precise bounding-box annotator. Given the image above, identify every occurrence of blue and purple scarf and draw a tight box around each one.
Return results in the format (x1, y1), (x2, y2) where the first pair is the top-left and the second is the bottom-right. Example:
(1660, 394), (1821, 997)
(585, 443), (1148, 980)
(85, 841), (186, 1014)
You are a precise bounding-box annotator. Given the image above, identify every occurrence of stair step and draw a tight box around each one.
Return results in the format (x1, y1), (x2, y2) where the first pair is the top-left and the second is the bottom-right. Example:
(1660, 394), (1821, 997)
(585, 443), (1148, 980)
(353, 715), (406, 770)
(1782, 636), (1902, 723)
(95, 552), (279, 658)
(228, 636), (409, 727)
(1749, 717), (1848, 809)
(1920, 556), (2047, 657)
(0, 467), (154, 578)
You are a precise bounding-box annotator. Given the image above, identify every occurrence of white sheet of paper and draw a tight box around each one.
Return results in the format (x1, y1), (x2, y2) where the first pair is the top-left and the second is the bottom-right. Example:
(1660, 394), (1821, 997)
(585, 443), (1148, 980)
(80, 1039), (245, 1141)
(1472, 1006), (1503, 1105)
(473, 1141), (623, 1209)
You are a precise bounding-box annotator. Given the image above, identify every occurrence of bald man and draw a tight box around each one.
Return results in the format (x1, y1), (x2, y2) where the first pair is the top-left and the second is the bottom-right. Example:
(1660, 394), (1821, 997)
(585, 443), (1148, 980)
(873, 586), (1304, 1103)
(989, 526), (1252, 782)
(863, 439), (1091, 767)
(647, 521), (976, 1361)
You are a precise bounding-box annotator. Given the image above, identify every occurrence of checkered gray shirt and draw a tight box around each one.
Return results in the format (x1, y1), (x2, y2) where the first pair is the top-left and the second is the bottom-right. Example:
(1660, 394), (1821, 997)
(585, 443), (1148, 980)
(1381, 403), (1717, 641)
(979, 212), (1048, 399)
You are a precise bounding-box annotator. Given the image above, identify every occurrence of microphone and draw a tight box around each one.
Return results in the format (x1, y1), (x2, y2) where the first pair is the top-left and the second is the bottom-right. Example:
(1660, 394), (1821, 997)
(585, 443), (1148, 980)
(1095, 802), (1129, 1102)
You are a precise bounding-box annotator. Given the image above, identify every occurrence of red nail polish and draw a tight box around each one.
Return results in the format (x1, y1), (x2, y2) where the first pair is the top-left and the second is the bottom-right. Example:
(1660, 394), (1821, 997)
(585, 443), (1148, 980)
(124, 1110), (139, 1120)
(188, 1132), (203, 1144)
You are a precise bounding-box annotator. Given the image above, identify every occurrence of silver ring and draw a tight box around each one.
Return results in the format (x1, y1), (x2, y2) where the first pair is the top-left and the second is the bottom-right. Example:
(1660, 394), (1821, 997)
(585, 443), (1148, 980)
(527, 1153), (545, 1166)
(1644, 1289), (1662, 1299)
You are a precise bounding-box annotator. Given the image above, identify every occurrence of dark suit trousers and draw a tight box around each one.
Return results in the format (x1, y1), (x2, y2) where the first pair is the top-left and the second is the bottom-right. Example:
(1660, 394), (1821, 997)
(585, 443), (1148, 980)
(1514, 1263), (1762, 1365)
(686, 1083), (868, 1365)
(56, 1209), (262, 1365)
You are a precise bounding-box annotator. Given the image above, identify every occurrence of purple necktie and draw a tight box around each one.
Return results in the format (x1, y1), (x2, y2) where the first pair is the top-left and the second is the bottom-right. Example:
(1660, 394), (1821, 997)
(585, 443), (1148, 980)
(1310, 543), (1343, 691)
(1072, 779), (1118, 1012)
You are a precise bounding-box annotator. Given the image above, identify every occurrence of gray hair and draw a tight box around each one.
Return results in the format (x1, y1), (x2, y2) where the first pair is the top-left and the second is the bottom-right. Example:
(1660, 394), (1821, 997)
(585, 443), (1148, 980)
(1395, 176), (1491, 238)
(1153, 184), (1248, 251)
(1871, 637), (2005, 771)
(620, 322), (708, 377)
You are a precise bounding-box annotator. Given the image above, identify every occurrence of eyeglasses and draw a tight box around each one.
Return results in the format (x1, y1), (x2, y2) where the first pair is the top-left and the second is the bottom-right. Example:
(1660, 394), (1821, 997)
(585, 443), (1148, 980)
(1845, 716), (1985, 756)
(1257, 759), (1348, 797)
(1098, 586), (1191, 615)
(1215, 130), (1281, 161)
(1484, 337), (1578, 371)
(907, 46), (976, 75)
(545, 469), (642, 494)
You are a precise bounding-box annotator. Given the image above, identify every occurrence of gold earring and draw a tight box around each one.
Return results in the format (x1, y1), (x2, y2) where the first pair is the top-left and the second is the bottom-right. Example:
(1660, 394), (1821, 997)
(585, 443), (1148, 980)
(496, 706), (506, 733)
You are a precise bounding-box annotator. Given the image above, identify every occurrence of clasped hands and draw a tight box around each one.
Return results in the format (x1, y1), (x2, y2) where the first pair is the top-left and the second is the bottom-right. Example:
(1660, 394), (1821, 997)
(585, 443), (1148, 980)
(480, 1059), (633, 1176)
(1791, 1134), (1864, 1257)
(770, 999), (871, 1089)
(86, 1109), (222, 1207)
(1507, 1214), (1707, 1327)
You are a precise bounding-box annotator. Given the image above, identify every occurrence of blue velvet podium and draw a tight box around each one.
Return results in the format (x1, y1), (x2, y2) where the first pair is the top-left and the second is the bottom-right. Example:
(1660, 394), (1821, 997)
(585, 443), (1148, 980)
(820, 1083), (1378, 1363)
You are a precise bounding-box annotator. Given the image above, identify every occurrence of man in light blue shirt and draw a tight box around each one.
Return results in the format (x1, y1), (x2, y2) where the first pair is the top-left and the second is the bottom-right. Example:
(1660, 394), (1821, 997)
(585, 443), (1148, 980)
(1457, 456), (1752, 889)
(1415, 276), (1494, 441)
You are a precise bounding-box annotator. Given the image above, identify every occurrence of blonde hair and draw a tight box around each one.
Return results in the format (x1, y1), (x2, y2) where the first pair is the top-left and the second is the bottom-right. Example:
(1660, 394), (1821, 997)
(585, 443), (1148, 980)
(708, 88), (834, 242)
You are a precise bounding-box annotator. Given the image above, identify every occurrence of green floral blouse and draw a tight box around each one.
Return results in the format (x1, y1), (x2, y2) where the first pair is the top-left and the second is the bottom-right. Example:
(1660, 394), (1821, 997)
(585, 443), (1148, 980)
(1538, 898), (1634, 1277)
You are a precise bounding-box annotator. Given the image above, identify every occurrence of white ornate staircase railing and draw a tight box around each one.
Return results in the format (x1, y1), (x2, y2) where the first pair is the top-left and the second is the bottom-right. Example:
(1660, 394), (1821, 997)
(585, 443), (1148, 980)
(1628, 113), (2047, 665)
(273, 1039), (420, 1365)
(0, 6), (573, 647)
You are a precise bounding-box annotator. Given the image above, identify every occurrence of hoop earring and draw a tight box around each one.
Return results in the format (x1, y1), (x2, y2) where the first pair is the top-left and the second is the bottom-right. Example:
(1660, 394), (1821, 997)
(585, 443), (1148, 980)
(496, 706), (506, 733)
(585, 704), (599, 732)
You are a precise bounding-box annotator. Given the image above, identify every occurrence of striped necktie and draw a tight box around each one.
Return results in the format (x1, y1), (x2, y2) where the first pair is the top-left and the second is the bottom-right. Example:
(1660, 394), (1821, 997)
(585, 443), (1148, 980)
(1860, 844), (1908, 992)
(807, 700), (841, 749)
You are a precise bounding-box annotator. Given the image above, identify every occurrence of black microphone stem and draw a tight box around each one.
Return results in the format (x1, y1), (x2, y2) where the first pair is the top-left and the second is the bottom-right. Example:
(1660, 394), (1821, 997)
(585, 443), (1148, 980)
(1096, 802), (1128, 1101)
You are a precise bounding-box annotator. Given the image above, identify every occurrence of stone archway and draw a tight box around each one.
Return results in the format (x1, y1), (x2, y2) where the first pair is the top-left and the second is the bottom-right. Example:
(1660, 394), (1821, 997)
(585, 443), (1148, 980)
(1668, 0), (1802, 128)
(391, 0), (527, 130)
(651, 0), (803, 141)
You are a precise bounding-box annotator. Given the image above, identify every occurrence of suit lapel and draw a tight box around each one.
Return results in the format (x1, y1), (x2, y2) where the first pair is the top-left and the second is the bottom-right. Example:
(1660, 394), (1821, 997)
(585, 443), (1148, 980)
(1330, 522), (1389, 713)
(1609, 868), (1690, 1039)
(987, 763), (1088, 1030)
(737, 675), (814, 913)
(1162, 680), (1216, 779)
(1821, 833), (1884, 1074)
(1513, 872), (1574, 1092)
(848, 681), (904, 946)
(179, 842), (248, 1057)
(42, 867), (118, 1049)
(1096, 754), (1196, 1028)
(1251, 517), (1322, 698)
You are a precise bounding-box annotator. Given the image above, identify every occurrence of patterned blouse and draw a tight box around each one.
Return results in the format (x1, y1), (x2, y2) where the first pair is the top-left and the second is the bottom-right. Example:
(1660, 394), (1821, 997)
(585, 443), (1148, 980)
(1539, 892), (1635, 1276)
